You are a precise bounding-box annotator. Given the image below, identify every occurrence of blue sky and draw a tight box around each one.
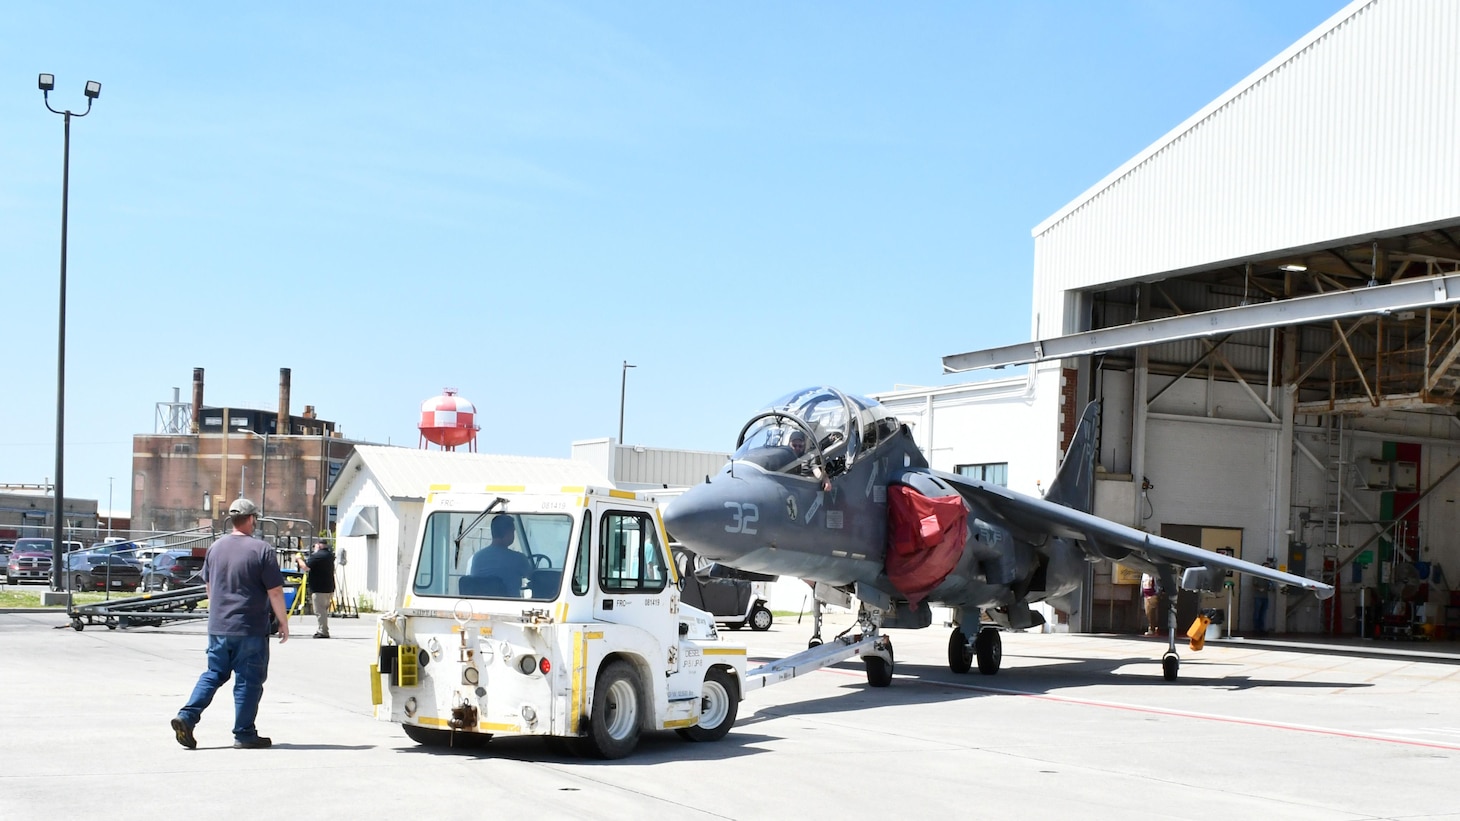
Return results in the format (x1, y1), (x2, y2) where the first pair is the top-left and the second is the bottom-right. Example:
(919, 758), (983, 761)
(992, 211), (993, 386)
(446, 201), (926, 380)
(2, 1), (1349, 516)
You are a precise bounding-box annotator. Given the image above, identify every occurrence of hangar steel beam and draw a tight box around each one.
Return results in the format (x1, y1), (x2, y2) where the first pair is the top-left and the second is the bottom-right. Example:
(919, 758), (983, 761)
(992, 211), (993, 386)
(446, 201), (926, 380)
(943, 272), (1460, 373)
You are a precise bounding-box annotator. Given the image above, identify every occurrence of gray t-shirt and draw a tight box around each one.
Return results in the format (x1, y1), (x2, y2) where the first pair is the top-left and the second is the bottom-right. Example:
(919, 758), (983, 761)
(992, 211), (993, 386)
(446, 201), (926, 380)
(202, 533), (284, 636)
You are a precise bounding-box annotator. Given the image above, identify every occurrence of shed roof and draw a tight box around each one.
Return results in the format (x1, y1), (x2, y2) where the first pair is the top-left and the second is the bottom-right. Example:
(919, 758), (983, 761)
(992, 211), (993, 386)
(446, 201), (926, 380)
(324, 445), (611, 505)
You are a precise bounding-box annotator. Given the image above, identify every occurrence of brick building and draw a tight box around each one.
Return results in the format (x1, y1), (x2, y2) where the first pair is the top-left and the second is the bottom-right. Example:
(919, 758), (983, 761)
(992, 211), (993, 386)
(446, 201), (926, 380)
(131, 368), (366, 543)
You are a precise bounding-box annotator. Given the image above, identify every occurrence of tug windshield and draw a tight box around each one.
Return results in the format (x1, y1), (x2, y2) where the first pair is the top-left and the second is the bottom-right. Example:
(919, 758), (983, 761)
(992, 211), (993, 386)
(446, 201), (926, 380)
(412, 510), (573, 600)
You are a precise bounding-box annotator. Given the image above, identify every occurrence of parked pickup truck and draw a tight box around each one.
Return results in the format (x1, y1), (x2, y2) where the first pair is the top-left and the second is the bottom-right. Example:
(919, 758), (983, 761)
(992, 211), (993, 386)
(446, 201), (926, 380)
(5, 537), (84, 584)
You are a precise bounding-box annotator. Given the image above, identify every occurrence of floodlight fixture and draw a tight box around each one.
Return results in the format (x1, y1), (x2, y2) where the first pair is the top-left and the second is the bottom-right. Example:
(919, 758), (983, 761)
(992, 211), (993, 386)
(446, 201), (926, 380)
(1279, 263), (1307, 273)
(84, 81), (101, 99)
(38, 73), (55, 92)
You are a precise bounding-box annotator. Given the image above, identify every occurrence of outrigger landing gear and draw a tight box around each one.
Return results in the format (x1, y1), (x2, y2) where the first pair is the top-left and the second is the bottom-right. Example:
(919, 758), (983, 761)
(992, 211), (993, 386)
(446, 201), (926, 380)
(1161, 569), (1180, 682)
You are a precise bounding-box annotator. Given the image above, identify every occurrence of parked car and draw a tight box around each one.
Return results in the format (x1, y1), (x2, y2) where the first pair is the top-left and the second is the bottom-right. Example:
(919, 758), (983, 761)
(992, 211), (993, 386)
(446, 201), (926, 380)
(0, 541), (14, 561)
(134, 546), (168, 568)
(85, 541), (142, 559)
(65, 551), (142, 592)
(7, 538), (58, 584)
(141, 549), (205, 591)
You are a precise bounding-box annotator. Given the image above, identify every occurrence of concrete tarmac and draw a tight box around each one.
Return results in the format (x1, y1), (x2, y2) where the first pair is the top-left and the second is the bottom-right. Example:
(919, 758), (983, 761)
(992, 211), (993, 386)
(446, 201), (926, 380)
(2, 610), (1458, 821)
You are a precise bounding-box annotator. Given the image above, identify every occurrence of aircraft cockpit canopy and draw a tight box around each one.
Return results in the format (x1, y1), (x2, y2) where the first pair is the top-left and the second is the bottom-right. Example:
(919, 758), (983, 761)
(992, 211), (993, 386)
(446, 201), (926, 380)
(731, 386), (901, 476)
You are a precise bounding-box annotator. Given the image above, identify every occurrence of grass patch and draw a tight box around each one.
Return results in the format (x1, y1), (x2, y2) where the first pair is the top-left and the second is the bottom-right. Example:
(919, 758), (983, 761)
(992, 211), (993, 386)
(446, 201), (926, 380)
(0, 589), (120, 608)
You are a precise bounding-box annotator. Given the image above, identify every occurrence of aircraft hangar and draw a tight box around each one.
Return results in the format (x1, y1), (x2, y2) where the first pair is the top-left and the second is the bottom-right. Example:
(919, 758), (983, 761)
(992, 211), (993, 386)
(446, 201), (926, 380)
(877, 0), (1460, 637)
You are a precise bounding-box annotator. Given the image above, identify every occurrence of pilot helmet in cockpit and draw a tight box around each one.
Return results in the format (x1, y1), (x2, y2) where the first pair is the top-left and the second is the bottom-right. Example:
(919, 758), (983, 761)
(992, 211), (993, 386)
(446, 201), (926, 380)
(786, 429), (807, 456)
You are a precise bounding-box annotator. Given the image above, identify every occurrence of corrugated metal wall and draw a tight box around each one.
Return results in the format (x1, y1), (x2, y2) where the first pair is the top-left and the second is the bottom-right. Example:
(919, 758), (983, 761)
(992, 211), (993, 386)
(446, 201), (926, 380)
(615, 446), (730, 489)
(1032, 0), (1460, 330)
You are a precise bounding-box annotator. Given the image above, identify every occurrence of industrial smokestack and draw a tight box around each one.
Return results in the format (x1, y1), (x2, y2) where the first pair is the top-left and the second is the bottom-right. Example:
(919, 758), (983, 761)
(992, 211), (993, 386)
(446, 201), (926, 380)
(190, 368), (204, 434)
(278, 368), (292, 436)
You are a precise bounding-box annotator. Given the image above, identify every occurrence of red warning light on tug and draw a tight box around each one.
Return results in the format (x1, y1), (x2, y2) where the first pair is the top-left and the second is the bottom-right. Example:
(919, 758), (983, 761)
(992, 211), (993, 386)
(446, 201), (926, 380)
(418, 388), (479, 451)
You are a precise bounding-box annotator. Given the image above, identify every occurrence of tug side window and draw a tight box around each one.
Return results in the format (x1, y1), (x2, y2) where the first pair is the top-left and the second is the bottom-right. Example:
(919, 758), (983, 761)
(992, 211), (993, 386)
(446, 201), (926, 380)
(599, 511), (667, 594)
(572, 509), (592, 596)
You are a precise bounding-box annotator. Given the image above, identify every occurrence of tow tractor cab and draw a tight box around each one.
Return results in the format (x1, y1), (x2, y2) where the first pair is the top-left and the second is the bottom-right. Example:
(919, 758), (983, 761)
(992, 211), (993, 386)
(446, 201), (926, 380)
(373, 485), (748, 759)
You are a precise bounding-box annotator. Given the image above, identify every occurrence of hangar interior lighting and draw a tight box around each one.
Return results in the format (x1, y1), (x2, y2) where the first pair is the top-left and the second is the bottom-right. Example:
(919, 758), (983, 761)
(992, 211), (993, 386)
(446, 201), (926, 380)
(1279, 263), (1308, 272)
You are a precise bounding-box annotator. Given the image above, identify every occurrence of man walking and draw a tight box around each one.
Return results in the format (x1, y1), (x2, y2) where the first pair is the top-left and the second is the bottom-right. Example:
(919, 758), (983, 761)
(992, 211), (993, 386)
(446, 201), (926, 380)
(296, 540), (336, 638)
(171, 498), (288, 750)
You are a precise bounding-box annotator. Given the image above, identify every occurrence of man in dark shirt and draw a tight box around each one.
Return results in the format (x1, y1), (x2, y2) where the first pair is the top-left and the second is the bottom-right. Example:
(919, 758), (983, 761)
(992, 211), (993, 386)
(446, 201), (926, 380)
(296, 540), (336, 638)
(171, 498), (288, 750)
(467, 514), (534, 596)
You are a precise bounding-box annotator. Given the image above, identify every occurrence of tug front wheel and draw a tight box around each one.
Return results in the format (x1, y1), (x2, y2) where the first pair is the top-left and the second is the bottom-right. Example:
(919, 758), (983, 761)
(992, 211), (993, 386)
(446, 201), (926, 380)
(676, 667), (739, 742)
(577, 660), (642, 759)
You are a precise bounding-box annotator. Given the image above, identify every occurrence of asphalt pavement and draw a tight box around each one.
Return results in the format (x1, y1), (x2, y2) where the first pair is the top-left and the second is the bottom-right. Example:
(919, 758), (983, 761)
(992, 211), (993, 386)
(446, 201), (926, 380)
(2, 608), (1458, 820)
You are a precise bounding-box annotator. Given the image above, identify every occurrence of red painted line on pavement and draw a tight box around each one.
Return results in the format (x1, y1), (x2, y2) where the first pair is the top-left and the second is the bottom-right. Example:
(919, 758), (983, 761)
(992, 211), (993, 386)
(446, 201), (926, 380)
(807, 664), (1460, 752)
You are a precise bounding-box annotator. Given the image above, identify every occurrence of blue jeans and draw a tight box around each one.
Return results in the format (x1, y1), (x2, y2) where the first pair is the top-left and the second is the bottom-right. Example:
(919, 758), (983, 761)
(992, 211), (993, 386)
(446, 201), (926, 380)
(178, 635), (271, 742)
(1254, 594), (1271, 633)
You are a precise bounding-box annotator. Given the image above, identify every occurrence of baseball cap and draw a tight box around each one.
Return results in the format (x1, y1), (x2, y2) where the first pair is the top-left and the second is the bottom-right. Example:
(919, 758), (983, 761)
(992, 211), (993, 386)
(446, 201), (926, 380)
(228, 498), (259, 517)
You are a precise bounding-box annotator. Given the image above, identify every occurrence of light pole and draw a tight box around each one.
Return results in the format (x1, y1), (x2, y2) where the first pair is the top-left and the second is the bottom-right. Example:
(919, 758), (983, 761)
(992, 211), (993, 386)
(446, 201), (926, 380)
(619, 361), (636, 443)
(39, 73), (101, 592)
(107, 476), (113, 537)
(241, 429), (269, 518)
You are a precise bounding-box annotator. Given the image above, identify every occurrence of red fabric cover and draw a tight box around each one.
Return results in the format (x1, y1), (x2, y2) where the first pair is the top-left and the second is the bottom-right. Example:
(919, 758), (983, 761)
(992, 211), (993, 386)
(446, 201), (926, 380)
(886, 485), (968, 607)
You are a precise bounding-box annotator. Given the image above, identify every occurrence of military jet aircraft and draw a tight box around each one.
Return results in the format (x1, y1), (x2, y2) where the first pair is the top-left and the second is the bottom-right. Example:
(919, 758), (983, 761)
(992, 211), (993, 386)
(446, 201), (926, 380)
(662, 386), (1333, 682)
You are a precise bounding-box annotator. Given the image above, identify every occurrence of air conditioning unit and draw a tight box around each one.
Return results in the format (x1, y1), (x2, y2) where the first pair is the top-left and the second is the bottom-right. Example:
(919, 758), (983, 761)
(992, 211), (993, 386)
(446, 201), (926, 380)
(1393, 461), (1418, 491)
(1361, 458), (1392, 489)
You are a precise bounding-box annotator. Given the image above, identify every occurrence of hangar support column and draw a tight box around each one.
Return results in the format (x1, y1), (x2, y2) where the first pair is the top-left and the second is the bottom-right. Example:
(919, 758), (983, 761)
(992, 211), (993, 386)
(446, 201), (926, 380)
(1272, 328), (1298, 633)
(1131, 346), (1149, 529)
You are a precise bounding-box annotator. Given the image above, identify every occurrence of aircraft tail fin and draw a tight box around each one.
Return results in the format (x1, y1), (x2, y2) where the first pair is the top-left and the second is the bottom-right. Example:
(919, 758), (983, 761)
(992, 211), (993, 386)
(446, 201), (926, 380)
(1044, 400), (1099, 514)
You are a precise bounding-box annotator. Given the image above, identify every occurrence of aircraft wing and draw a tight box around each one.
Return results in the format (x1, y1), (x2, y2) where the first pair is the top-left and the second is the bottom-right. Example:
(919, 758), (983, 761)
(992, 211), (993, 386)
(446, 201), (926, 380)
(937, 472), (1334, 599)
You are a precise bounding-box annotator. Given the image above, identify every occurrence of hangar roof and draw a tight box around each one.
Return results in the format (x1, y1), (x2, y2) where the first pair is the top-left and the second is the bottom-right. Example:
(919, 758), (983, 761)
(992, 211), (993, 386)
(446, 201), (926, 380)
(950, 0), (1460, 415)
(1030, 0), (1460, 300)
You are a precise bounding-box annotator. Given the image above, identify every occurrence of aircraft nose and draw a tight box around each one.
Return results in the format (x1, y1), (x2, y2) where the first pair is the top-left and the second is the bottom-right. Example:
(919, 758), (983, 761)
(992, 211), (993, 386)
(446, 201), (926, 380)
(663, 479), (753, 562)
(663, 485), (721, 549)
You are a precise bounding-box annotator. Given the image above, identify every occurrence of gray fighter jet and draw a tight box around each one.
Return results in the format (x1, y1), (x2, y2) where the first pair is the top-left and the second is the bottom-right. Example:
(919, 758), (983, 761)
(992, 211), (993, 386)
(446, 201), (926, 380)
(662, 386), (1333, 682)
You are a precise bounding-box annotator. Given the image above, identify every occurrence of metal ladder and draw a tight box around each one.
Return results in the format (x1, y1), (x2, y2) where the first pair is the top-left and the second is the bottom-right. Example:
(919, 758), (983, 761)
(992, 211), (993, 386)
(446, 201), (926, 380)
(1322, 415), (1348, 551)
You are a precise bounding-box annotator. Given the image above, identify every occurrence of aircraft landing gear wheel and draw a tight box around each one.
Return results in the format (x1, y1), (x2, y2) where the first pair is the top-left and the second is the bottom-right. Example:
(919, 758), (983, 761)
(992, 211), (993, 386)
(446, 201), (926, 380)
(749, 603), (772, 632)
(577, 660), (642, 759)
(808, 637), (823, 649)
(676, 667), (739, 742)
(975, 628), (1002, 675)
(948, 628), (973, 674)
(1162, 651), (1180, 682)
(864, 639), (894, 687)
(71, 618), (84, 632)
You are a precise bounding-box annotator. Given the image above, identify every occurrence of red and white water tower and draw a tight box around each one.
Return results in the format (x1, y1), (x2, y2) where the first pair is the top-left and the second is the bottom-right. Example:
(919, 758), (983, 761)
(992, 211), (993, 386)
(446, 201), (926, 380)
(418, 388), (480, 452)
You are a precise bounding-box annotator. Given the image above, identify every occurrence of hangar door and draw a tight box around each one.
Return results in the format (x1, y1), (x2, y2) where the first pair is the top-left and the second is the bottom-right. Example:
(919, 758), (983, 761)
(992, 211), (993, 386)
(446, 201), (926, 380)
(1161, 524), (1242, 632)
(1145, 418), (1274, 635)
